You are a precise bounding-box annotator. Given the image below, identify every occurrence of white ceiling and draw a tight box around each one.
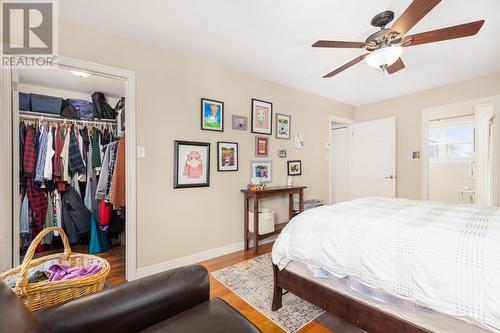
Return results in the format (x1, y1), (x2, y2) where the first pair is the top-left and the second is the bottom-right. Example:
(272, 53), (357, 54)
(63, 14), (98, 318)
(59, 0), (500, 106)
(18, 68), (125, 98)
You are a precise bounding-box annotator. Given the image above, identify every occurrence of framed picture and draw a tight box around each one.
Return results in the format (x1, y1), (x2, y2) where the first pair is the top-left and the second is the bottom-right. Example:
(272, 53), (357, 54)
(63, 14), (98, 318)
(201, 98), (224, 132)
(250, 160), (272, 183)
(278, 149), (287, 158)
(276, 113), (291, 139)
(217, 142), (238, 171)
(232, 115), (248, 131)
(174, 140), (210, 188)
(251, 98), (273, 135)
(287, 160), (302, 176)
(255, 136), (269, 157)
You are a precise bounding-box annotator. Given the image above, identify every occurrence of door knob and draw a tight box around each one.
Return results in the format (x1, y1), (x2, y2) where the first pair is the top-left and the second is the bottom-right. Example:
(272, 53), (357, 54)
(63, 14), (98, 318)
(385, 175), (395, 179)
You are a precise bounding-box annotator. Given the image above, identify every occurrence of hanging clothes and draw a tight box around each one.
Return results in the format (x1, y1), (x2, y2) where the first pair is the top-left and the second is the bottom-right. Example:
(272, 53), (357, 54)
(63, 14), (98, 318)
(26, 179), (47, 252)
(20, 193), (30, 235)
(41, 193), (54, 245)
(43, 125), (54, 180)
(34, 125), (48, 184)
(88, 214), (110, 254)
(61, 186), (90, 243)
(68, 127), (86, 176)
(110, 137), (126, 210)
(91, 127), (102, 169)
(19, 122), (26, 185)
(53, 125), (63, 182)
(23, 125), (37, 177)
(61, 127), (71, 183)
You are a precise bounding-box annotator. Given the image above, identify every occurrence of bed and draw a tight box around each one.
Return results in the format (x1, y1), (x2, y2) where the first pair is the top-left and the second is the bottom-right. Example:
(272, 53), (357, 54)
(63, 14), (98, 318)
(271, 197), (500, 333)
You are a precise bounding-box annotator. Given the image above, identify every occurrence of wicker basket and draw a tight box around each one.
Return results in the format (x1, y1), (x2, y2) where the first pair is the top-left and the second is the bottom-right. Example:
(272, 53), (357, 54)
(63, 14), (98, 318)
(0, 227), (110, 311)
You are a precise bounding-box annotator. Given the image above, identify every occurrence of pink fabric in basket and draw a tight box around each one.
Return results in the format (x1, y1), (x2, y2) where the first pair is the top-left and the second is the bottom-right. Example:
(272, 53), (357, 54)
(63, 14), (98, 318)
(48, 264), (102, 281)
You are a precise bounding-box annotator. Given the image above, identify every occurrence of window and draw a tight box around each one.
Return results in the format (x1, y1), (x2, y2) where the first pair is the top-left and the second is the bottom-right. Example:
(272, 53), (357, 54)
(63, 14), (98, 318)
(428, 123), (474, 161)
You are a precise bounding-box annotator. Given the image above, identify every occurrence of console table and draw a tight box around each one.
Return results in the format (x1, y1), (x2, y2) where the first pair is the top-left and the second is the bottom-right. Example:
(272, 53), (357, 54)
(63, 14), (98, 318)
(241, 186), (307, 254)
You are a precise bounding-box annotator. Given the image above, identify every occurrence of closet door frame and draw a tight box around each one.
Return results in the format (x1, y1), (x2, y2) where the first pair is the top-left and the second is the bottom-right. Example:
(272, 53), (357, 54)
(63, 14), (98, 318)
(1, 67), (14, 272)
(9, 56), (138, 281)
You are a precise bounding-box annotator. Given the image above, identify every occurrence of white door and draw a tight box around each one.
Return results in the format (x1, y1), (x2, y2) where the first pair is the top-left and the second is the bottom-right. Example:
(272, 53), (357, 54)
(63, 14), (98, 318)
(349, 117), (396, 199)
(330, 127), (349, 203)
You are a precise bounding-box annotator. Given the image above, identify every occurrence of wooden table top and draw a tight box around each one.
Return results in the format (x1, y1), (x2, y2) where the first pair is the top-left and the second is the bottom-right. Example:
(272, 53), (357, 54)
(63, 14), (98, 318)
(240, 185), (307, 194)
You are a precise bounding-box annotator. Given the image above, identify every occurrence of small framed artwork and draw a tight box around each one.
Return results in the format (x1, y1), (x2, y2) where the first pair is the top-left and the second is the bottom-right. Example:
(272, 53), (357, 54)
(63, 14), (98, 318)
(255, 136), (269, 157)
(217, 142), (238, 171)
(287, 160), (302, 176)
(251, 98), (273, 135)
(174, 140), (210, 188)
(232, 115), (248, 131)
(278, 149), (287, 158)
(201, 98), (224, 132)
(250, 160), (272, 183)
(276, 113), (291, 139)
(294, 132), (304, 149)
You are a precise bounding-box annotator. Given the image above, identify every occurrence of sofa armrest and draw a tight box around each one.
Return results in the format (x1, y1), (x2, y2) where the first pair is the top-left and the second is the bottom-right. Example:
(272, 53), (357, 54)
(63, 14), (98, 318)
(35, 264), (209, 333)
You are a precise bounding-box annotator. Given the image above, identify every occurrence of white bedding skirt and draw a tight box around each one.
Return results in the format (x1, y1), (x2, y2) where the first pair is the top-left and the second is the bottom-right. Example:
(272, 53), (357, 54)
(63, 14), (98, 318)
(286, 260), (493, 333)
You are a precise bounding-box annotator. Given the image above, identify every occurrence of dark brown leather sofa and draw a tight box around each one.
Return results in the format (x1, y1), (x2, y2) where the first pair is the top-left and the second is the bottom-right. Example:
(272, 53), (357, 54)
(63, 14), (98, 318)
(0, 265), (261, 333)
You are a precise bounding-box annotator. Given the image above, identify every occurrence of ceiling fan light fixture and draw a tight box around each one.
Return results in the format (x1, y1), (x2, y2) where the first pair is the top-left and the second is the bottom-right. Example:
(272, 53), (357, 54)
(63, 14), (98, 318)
(365, 45), (403, 69)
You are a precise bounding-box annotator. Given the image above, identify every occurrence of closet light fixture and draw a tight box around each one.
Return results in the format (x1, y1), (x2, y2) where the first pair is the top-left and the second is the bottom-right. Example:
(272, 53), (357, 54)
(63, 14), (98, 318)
(70, 70), (91, 78)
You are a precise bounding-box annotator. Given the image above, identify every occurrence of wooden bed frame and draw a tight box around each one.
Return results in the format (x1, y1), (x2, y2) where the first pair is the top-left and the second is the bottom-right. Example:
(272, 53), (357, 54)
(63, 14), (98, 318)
(271, 264), (432, 333)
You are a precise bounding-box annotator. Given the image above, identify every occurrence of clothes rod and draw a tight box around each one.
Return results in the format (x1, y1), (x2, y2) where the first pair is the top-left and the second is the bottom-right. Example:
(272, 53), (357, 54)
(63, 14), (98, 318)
(19, 111), (117, 126)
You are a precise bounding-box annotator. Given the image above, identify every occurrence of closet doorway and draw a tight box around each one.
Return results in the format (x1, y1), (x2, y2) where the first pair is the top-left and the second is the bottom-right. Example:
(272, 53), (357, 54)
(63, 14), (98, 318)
(6, 57), (136, 282)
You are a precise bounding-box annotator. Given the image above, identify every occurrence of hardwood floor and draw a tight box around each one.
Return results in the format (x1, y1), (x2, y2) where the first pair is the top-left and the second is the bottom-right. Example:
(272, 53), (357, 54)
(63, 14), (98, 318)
(199, 244), (364, 333)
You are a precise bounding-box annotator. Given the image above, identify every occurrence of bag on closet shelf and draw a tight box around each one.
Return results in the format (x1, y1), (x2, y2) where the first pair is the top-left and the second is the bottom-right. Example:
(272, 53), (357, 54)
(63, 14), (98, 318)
(19, 92), (32, 111)
(31, 94), (63, 115)
(67, 99), (94, 119)
(60, 100), (80, 119)
(91, 92), (116, 119)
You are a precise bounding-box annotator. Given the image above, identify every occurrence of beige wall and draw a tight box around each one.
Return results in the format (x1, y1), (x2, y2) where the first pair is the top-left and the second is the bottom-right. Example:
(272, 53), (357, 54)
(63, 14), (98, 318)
(56, 19), (354, 268)
(355, 72), (500, 200)
(429, 162), (474, 204)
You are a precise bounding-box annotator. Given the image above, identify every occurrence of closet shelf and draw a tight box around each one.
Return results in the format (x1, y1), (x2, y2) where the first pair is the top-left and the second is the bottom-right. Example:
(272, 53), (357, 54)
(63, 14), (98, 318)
(19, 111), (117, 126)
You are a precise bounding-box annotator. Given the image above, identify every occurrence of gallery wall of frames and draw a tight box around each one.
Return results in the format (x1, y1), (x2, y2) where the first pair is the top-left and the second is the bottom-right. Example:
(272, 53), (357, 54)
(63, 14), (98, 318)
(173, 97), (302, 189)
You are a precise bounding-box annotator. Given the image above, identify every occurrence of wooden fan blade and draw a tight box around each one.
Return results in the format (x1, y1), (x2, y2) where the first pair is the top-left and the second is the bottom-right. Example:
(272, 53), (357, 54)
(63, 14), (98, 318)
(403, 20), (485, 47)
(389, 0), (441, 36)
(323, 54), (368, 78)
(386, 58), (405, 74)
(312, 40), (365, 48)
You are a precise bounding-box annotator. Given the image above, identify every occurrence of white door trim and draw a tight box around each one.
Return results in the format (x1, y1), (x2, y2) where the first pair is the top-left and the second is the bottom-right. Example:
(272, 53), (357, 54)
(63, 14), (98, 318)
(8, 56), (137, 281)
(0, 67), (13, 272)
(421, 95), (500, 203)
(328, 115), (355, 204)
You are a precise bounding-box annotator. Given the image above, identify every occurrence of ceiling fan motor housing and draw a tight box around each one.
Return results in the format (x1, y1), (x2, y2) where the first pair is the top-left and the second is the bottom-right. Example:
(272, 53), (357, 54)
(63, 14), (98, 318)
(370, 10), (395, 28)
(366, 11), (402, 51)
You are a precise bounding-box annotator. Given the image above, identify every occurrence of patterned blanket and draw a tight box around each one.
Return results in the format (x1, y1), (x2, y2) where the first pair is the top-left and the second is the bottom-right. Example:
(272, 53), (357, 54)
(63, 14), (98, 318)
(272, 197), (500, 332)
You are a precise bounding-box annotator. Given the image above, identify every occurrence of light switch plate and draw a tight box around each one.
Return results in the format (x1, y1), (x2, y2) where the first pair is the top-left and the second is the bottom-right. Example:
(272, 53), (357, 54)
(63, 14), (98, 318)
(137, 146), (146, 158)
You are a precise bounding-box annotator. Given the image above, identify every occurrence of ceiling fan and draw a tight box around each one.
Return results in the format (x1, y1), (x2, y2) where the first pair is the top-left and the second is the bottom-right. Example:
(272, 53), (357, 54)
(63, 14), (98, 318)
(313, 0), (485, 78)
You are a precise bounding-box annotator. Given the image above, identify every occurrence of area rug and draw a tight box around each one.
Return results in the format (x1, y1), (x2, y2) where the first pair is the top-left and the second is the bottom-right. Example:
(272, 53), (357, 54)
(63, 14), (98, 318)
(211, 253), (324, 333)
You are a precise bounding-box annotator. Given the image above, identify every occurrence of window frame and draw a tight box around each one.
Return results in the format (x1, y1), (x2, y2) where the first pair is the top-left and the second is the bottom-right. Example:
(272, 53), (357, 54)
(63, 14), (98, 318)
(428, 120), (475, 163)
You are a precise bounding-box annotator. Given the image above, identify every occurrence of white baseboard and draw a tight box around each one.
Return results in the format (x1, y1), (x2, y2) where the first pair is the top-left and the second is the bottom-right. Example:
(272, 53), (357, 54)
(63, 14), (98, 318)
(136, 237), (276, 279)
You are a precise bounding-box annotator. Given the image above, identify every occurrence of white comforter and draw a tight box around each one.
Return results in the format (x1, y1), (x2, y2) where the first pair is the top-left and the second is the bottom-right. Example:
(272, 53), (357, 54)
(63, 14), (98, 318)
(272, 197), (500, 332)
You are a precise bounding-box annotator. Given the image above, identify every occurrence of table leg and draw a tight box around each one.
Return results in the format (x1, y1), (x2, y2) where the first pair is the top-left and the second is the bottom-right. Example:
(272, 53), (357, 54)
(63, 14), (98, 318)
(253, 196), (259, 255)
(288, 193), (294, 220)
(244, 193), (249, 251)
(299, 189), (305, 212)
